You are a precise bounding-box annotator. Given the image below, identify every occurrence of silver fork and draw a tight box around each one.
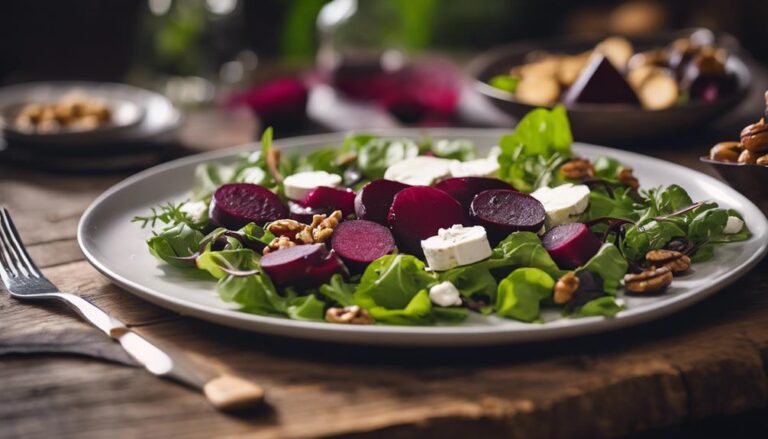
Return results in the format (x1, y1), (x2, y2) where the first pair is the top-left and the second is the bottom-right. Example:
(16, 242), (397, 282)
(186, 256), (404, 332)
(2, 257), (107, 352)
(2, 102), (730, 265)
(0, 207), (264, 411)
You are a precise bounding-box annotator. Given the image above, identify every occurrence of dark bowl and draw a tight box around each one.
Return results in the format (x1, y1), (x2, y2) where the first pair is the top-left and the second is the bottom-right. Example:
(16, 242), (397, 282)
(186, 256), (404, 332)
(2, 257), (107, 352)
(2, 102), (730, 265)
(467, 32), (752, 144)
(700, 157), (768, 214)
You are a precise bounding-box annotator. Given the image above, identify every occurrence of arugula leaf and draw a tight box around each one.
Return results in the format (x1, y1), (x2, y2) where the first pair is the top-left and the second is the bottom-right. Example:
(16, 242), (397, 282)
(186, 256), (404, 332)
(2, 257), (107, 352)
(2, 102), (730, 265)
(581, 188), (640, 222)
(497, 106), (573, 192)
(570, 296), (623, 318)
(217, 272), (287, 316)
(286, 294), (326, 321)
(438, 264), (497, 303)
(487, 232), (562, 279)
(576, 243), (628, 293)
(354, 254), (436, 310)
(196, 249), (258, 279)
(318, 274), (356, 307)
(431, 139), (476, 161)
(146, 223), (204, 268)
(366, 289), (434, 325)
(495, 267), (555, 322)
(356, 138), (419, 179)
(622, 220), (686, 262)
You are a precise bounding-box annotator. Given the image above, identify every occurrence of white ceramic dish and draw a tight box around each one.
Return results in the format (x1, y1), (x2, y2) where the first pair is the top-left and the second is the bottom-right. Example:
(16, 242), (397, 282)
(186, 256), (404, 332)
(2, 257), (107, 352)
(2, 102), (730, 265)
(78, 129), (768, 346)
(0, 81), (182, 146)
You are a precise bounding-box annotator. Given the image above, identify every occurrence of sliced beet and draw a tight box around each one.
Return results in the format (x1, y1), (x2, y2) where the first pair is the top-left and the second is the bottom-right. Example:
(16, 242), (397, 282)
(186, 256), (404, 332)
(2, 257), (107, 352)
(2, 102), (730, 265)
(541, 223), (602, 269)
(470, 189), (545, 243)
(434, 177), (515, 210)
(331, 220), (395, 272)
(259, 244), (348, 287)
(354, 179), (411, 224)
(388, 186), (470, 256)
(288, 201), (327, 224)
(210, 183), (287, 230)
(301, 186), (356, 218)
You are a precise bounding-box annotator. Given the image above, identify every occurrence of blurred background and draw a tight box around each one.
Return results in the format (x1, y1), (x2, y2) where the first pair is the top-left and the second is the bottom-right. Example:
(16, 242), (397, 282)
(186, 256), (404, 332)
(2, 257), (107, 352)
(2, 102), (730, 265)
(0, 0), (765, 170)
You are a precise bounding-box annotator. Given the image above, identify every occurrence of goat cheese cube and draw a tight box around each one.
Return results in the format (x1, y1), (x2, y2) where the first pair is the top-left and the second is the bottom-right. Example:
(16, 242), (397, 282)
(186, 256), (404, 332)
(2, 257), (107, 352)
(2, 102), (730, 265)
(283, 171), (342, 201)
(421, 224), (493, 271)
(449, 159), (500, 178)
(531, 183), (590, 228)
(384, 156), (456, 186)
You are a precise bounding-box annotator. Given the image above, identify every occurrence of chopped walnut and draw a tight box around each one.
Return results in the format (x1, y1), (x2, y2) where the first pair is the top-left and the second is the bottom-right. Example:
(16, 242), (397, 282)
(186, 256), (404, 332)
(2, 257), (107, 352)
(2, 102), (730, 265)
(560, 158), (595, 180)
(325, 305), (374, 324)
(553, 271), (579, 304)
(624, 266), (673, 294)
(618, 167), (640, 190)
(645, 249), (691, 274)
(263, 210), (342, 254)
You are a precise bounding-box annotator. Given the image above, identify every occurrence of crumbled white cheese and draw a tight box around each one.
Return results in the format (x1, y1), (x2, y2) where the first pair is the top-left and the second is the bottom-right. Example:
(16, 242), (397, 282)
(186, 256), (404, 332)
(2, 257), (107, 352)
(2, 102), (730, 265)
(180, 201), (209, 223)
(723, 216), (744, 234)
(384, 156), (456, 186)
(487, 146), (502, 160)
(283, 171), (342, 201)
(239, 167), (267, 185)
(428, 281), (463, 307)
(449, 159), (500, 178)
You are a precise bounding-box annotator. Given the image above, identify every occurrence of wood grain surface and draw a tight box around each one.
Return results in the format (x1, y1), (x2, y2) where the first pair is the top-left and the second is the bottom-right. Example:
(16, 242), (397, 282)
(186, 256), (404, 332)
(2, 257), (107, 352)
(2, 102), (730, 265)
(2, 105), (768, 438)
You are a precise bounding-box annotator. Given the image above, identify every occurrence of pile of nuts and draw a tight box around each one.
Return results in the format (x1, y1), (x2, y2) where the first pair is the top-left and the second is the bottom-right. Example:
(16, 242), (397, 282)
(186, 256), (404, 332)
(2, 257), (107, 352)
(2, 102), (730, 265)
(12, 91), (112, 134)
(624, 249), (691, 294)
(263, 210), (342, 254)
(708, 92), (768, 166)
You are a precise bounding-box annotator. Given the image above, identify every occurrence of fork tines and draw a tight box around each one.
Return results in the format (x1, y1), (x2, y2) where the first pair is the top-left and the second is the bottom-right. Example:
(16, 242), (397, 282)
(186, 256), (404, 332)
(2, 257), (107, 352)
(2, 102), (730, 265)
(0, 207), (41, 280)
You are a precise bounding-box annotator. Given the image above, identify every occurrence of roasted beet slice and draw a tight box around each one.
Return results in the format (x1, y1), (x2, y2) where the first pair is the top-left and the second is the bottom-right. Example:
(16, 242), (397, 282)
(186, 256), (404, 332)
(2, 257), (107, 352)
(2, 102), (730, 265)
(388, 186), (470, 255)
(541, 223), (602, 269)
(331, 220), (395, 272)
(210, 183), (287, 229)
(259, 244), (348, 287)
(354, 179), (411, 224)
(434, 177), (514, 210)
(288, 201), (327, 224)
(301, 186), (356, 218)
(470, 189), (545, 243)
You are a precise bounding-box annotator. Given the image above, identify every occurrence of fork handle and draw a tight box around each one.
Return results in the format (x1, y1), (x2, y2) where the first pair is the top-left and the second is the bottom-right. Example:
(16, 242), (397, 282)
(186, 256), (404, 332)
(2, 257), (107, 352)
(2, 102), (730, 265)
(43, 292), (264, 410)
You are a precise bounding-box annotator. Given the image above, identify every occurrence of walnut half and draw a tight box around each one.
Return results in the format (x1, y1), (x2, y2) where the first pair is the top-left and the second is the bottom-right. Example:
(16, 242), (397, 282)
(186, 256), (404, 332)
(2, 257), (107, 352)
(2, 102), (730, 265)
(624, 266), (673, 294)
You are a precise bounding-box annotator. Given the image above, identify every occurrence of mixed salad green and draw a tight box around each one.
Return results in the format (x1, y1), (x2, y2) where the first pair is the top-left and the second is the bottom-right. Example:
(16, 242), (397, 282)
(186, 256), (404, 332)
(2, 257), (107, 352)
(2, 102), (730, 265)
(133, 106), (751, 326)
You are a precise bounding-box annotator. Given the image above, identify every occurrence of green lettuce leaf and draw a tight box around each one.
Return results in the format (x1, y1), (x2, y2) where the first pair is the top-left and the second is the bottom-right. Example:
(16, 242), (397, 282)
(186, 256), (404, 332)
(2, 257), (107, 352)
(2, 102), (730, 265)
(622, 220), (686, 262)
(438, 263), (497, 304)
(147, 223), (204, 268)
(354, 254), (436, 310)
(570, 296), (623, 318)
(286, 294), (326, 321)
(318, 273), (356, 307)
(576, 243), (628, 294)
(495, 267), (555, 322)
(487, 232), (562, 279)
(356, 138), (419, 179)
(196, 249), (258, 279)
(217, 272), (287, 316)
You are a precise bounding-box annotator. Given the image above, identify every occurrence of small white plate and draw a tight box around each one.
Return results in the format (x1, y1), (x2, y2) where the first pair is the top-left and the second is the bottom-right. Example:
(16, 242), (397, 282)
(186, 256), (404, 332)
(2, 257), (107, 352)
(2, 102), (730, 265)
(0, 81), (182, 147)
(78, 129), (768, 346)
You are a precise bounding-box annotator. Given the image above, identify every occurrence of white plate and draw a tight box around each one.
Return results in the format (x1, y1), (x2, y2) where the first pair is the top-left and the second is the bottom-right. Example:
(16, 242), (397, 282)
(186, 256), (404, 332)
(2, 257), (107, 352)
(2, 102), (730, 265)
(78, 129), (768, 346)
(0, 81), (182, 146)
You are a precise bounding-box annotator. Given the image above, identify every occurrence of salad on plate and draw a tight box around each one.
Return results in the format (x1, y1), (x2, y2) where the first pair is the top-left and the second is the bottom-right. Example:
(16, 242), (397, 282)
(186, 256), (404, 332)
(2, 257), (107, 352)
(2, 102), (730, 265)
(133, 106), (751, 326)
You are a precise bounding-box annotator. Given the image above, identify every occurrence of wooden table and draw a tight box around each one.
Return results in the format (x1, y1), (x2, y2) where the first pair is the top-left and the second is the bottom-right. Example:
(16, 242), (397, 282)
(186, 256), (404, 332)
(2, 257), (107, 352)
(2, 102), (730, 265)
(2, 105), (768, 438)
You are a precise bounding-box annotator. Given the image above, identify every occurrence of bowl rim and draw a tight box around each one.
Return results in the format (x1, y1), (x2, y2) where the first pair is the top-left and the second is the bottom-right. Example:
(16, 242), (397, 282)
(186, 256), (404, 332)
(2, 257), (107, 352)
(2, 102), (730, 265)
(467, 30), (753, 114)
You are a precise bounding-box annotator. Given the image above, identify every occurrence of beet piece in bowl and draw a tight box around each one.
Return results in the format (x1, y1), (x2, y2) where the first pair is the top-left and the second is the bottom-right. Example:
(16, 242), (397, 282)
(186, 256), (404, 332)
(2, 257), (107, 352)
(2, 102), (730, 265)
(470, 189), (545, 243)
(259, 244), (348, 287)
(434, 177), (515, 210)
(354, 179), (411, 225)
(210, 183), (288, 230)
(302, 186), (356, 218)
(387, 186), (470, 256)
(541, 223), (602, 269)
(331, 220), (395, 272)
